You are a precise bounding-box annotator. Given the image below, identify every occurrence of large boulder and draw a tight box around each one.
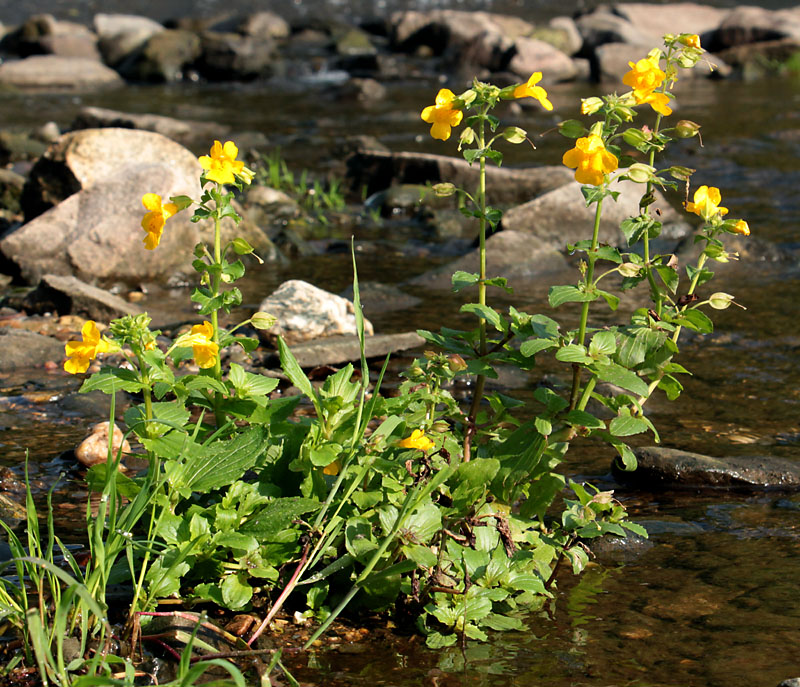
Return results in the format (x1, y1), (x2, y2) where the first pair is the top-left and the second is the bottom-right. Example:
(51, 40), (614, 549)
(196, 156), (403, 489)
(709, 6), (800, 51)
(126, 29), (202, 82)
(613, 3), (728, 46)
(2, 13), (100, 59)
(346, 149), (574, 205)
(0, 327), (64, 371)
(1, 128), (275, 283)
(508, 37), (578, 82)
(501, 180), (689, 249)
(238, 12), (291, 40)
(574, 7), (651, 53)
(0, 55), (123, 90)
(257, 280), (374, 346)
(195, 31), (275, 81)
(93, 13), (165, 68)
(23, 274), (145, 320)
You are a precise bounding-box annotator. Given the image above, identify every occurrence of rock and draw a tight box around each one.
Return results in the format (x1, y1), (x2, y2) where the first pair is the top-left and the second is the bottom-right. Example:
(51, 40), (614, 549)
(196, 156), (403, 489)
(196, 31), (275, 81)
(574, 7), (651, 53)
(594, 42), (661, 83)
(0, 131), (48, 166)
(339, 282), (422, 315)
(0, 55), (123, 91)
(4, 13), (100, 60)
(333, 77), (386, 104)
(129, 29), (202, 82)
(336, 27), (377, 57)
(777, 679), (800, 687)
(70, 106), (228, 146)
(613, 3), (728, 46)
(93, 13), (166, 68)
(716, 38), (800, 75)
(282, 332), (424, 368)
(709, 6), (800, 51)
(534, 17), (583, 56)
(508, 37), (577, 82)
(617, 446), (800, 491)
(407, 229), (569, 289)
(23, 274), (145, 320)
(501, 180), (689, 249)
(0, 327), (64, 371)
(587, 530), (653, 563)
(0, 169), (25, 216)
(257, 280), (374, 346)
(3, 128), (276, 283)
(239, 12), (291, 40)
(75, 421), (132, 468)
(346, 149), (574, 204)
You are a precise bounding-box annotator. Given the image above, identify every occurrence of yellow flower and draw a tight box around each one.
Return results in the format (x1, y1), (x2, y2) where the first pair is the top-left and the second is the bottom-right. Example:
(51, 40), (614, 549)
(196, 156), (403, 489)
(732, 219), (750, 236)
(199, 140), (245, 185)
(64, 320), (111, 374)
(420, 89), (464, 141)
(637, 90), (672, 116)
(188, 321), (219, 369)
(685, 185), (729, 221)
(682, 34), (701, 49)
(512, 72), (553, 111)
(141, 193), (178, 250)
(622, 55), (666, 97)
(562, 134), (619, 186)
(398, 429), (435, 452)
(323, 459), (342, 476)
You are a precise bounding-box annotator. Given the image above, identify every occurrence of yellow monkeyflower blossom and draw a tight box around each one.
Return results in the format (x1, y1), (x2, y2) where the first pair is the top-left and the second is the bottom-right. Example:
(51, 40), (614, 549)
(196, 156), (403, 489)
(638, 90), (672, 116)
(187, 321), (219, 369)
(64, 320), (112, 374)
(622, 55), (666, 97)
(682, 34), (701, 49)
(512, 72), (553, 111)
(323, 459), (342, 476)
(685, 185), (728, 221)
(562, 134), (619, 186)
(141, 193), (178, 250)
(199, 140), (245, 185)
(398, 429), (435, 452)
(731, 219), (750, 236)
(420, 89), (463, 141)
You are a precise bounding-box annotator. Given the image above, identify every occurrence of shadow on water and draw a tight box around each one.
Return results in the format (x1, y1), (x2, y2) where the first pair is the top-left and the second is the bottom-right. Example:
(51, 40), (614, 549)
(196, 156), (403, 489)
(1, 27), (800, 686)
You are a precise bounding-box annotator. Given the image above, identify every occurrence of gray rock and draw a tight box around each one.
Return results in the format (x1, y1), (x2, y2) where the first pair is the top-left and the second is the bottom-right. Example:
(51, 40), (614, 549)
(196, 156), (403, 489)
(130, 29), (202, 82)
(238, 12), (290, 40)
(0, 169), (25, 215)
(574, 7), (651, 52)
(336, 28), (377, 57)
(0, 131), (48, 166)
(534, 17), (583, 56)
(0, 327), (64, 371)
(6, 13), (100, 60)
(346, 149), (574, 205)
(334, 77), (387, 104)
(715, 38), (800, 75)
(93, 13), (165, 68)
(613, 3), (728, 46)
(23, 274), (144, 320)
(70, 106), (228, 146)
(587, 530), (653, 564)
(0, 55), (123, 91)
(196, 31), (275, 81)
(777, 679), (800, 687)
(501, 180), (689, 250)
(284, 332), (424, 368)
(508, 37), (577, 82)
(710, 6), (800, 51)
(407, 229), (569, 289)
(595, 42), (662, 83)
(258, 280), (375, 346)
(618, 446), (800, 491)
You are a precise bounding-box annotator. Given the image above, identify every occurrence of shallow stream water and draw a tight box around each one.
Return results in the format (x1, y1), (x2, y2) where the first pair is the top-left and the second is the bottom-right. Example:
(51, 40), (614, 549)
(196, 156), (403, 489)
(1, 13), (800, 686)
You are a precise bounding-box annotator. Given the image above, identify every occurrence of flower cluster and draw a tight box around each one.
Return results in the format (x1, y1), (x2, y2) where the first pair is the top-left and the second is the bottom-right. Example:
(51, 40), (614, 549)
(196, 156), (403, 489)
(622, 54), (672, 116)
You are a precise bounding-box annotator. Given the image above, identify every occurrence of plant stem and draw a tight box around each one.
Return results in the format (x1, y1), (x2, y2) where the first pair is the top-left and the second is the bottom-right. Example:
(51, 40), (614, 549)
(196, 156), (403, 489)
(569, 197), (604, 410)
(211, 210), (224, 428)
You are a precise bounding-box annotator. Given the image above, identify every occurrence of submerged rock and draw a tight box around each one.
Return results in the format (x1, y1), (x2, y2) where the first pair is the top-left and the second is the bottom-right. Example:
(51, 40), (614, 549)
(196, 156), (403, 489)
(75, 421), (132, 468)
(0, 327), (64, 371)
(0, 55), (123, 90)
(257, 280), (375, 346)
(616, 446), (800, 491)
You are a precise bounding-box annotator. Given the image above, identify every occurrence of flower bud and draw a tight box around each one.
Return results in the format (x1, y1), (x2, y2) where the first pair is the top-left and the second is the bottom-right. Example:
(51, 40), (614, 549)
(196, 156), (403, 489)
(432, 182), (457, 198)
(502, 126), (527, 144)
(237, 166), (256, 185)
(251, 311), (277, 330)
(732, 219), (750, 236)
(232, 237), (255, 255)
(580, 97), (603, 116)
(626, 163), (655, 183)
(458, 127), (475, 148)
(619, 262), (642, 277)
(708, 292), (735, 310)
(558, 119), (587, 139)
(589, 121), (605, 137)
(680, 34), (702, 50)
(447, 353), (468, 372)
(431, 420), (450, 433)
(193, 242), (206, 258)
(622, 127), (650, 148)
(675, 120), (701, 138)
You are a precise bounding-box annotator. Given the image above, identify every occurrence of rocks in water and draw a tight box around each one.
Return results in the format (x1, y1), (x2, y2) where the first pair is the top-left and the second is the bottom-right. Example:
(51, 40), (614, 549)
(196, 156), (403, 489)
(1, 128), (276, 283)
(407, 229), (569, 289)
(23, 274), (144, 320)
(70, 106), (228, 146)
(195, 31), (275, 81)
(347, 149), (574, 204)
(508, 37), (578, 83)
(616, 446), (800, 491)
(0, 55), (123, 90)
(93, 13), (166, 68)
(257, 280), (374, 346)
(0, 327), (64, 371)
(501, 180), (689, 250)
(587, 530), (653, 564)
(128, 29), (202, 82)
(75, 421), (132, 468)
(281, 332), (424, 368)
(709, 6), (800, 51)
(613, 3), (728, 46)
(3, 13), (101, 60)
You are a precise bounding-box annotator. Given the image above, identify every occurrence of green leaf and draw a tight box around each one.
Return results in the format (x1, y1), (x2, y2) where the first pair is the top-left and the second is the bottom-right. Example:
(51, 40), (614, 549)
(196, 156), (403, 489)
(548, 285), (596, 308)
(481, 614), (525, 632)
(520, 337), (557, 357)
(451, 270), (479, 293)
(654, 265), (679, 294)
(80, 369), (145, 394)
(616, 328), (666, 369)
(609, 412), (649, 437)
(676, 309), (713, 334)
(240, 497), (321, 538)
(686, 264), (714, 287)
(589, 331), (616, 356)
(622, 521), (648, 537)
(613, 441), (638, 470)
(460, 303), (506, 332)
(565, 409), (605, 430)
(278, 336), (320, 412)
(596, 289), (620, 311)
(221, 573), (253, 610)
(426, 632), (458, 648)
(555, 344), (592, 364)
(593, 361), (649, 397)
(484, 276), (514, 294)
